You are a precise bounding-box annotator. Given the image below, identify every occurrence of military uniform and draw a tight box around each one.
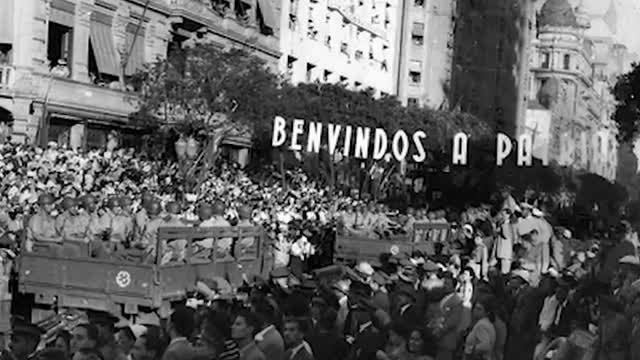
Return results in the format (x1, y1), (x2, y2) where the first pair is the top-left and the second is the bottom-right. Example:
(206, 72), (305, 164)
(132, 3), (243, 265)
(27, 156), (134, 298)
(25, 209), (61, 254)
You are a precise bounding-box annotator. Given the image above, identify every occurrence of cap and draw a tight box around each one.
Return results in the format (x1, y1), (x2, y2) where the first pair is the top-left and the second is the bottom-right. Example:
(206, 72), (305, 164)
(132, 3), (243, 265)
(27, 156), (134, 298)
(619, 255), (640, 266)
(356, 262), (375, 277)
(270, 267), (290, 279)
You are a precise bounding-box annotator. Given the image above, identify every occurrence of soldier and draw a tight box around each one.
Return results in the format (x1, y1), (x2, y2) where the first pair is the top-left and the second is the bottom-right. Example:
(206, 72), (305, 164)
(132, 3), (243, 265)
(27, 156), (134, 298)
(56, 197), (88, 257)
(101, 197), (132, 252)
(134, 192), (155, 241)
(210, 201), (232, 259)
(136, 201), (164, 259)
(3, 320), (43, 360)
(161, 202), (188, 264)
(194, 204), (215, 260)
(78, 195), (108, 258)
(25, 194), (62, 253)
(235, 205), (256, 259)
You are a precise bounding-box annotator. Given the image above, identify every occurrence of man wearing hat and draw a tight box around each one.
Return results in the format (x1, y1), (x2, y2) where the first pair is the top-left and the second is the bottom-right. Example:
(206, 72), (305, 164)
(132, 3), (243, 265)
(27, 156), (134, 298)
(392, 284), (418, 328)
(505, 269), (544, 360)
(4, 320), (43, 360)
(88, 311), (127, 360)
(25, 194), (61, 253)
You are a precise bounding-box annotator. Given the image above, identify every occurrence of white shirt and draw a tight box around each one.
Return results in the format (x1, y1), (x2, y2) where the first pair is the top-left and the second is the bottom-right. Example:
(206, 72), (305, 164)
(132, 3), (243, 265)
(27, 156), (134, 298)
(538, 295), (559, 331)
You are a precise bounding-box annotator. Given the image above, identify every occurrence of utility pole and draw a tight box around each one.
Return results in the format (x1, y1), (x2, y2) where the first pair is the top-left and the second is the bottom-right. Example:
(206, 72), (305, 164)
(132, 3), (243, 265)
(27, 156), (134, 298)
(120, 0), (151, 87)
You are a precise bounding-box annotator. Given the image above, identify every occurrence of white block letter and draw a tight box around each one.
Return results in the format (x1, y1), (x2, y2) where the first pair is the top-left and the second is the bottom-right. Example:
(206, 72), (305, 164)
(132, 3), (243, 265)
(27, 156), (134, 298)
(272, 116), (286, 147)
(343, 126), (353, 157)
(517, 133), (533, 167)
(452, 132), (468, 165)
(412, 131), (427, 162)
(354, 127), (371, 159)
(307, 122), (323, 153)
(290, 119), (305, 151)
(392, 130), (409, 161)
(496, 133), (512, 166)
(372, 129), (388, 160)
(327, 123), (342, 154)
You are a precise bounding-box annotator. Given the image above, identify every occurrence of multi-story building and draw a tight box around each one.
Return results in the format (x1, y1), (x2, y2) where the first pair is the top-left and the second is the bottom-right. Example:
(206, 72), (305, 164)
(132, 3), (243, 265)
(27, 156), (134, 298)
(525, 0), (630, 181)
(448, 0), (533, 136)
(393, 0), (455, 108)
(278, 0), (398, 95)
(0, 0), (280, 149)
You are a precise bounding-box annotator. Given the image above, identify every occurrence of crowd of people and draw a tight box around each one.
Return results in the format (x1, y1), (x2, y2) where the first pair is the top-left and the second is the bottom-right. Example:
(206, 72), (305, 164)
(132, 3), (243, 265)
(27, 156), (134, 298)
(0, 142), (639, 360)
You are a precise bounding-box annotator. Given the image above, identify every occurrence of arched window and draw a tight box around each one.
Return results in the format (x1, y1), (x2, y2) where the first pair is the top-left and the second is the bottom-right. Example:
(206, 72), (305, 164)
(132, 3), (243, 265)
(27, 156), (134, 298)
(563, 54), (571, 70)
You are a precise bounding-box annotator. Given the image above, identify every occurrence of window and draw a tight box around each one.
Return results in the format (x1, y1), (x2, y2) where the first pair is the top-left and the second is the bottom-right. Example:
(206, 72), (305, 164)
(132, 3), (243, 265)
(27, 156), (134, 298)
(355, 50), (363, 60)
(414, 0), (424, 6)
(381, 60), (388, 71)
(541, 52), (550, 68)
(411, 22), (424, 45)
(563, 54), (571, 70)
(47, 22), (73, 76)
(409, 70), (421, 84)
(340, 42), (349, 55)
(408, 98), (419, 107)
(324, 35), (331, 48)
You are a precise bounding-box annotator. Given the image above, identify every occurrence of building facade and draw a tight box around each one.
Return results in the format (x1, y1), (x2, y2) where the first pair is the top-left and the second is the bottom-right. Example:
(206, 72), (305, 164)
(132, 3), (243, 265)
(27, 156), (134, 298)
(393, 0), (455, 108)
(525, 0), (629, 181)
(448, 0), (533, 136)
(278, 0), (398, 95)
(0, 0), (280, 149)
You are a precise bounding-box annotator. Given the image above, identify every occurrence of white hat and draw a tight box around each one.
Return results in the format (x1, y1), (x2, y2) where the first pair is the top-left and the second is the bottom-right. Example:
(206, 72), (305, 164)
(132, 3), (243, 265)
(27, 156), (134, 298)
(548, 267), (559, 278)
(356, 262), (375, 277)
(619, 255), (640, 266)
(511, 269), (531, 284)
(129, 324), (147, 339)
(562, 229), (572, 239)
(532, 208), (544, 217)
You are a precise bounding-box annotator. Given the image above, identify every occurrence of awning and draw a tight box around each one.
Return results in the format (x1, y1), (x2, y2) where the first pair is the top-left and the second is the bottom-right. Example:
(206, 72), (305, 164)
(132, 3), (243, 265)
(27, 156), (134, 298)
(89, 19), (120, 76)
(412, 22), (424, 36)
(0, 0), (13, 43)
(124, 30), (145, 76)
(257, 0), (278, 30)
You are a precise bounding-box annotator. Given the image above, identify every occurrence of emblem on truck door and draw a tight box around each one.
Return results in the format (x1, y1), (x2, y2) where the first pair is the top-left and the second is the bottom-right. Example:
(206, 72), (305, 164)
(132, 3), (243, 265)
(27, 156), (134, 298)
(116, 271), (131, 288)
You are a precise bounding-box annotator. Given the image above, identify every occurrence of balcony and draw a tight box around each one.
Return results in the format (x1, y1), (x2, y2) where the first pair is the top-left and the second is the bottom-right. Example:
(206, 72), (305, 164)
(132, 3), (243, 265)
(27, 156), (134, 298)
(29, 73), (139, 123)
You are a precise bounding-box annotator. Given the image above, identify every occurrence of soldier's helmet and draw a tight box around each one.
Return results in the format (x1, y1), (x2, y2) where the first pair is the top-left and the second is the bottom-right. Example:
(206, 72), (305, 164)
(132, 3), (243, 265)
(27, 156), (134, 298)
(37, 193), (55, 206)
(60, 197), (77, 211)
(148, 201), (162, 216)
(106, 197), (121, 210)
(166, 201), (181, 215)
(198, 203), (214, 220)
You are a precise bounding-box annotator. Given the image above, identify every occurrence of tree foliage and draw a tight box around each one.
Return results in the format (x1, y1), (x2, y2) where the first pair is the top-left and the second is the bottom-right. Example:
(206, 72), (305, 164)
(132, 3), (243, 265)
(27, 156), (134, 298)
(612, 61), (640, 142)
(131, 43), (281, 141)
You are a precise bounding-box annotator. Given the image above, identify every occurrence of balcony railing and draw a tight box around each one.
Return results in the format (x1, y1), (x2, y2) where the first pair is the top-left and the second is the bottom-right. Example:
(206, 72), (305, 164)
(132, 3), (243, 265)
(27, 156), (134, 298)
(0, 66), (13, 89)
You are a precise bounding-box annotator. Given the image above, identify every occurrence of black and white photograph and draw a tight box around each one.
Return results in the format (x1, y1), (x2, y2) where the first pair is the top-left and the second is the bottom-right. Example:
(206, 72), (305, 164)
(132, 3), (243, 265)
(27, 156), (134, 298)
(1, 0), (640, 359)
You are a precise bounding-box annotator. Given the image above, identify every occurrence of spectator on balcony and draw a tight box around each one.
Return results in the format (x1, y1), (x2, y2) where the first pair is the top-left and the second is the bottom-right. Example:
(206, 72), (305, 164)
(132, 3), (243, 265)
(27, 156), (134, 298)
(50, 59), (69, 78)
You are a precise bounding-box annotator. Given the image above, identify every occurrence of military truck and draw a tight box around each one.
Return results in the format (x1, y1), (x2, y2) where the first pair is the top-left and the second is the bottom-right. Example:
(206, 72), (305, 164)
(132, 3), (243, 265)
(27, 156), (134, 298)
(12, 226), (270, 323)
(334, 222), (451, 264)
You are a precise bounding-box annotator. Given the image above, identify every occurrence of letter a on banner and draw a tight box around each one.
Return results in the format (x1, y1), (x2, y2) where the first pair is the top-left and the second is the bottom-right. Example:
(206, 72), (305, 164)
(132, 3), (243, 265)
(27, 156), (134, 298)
(452, 132), (468, 165)
(517, 134), (533, 166)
